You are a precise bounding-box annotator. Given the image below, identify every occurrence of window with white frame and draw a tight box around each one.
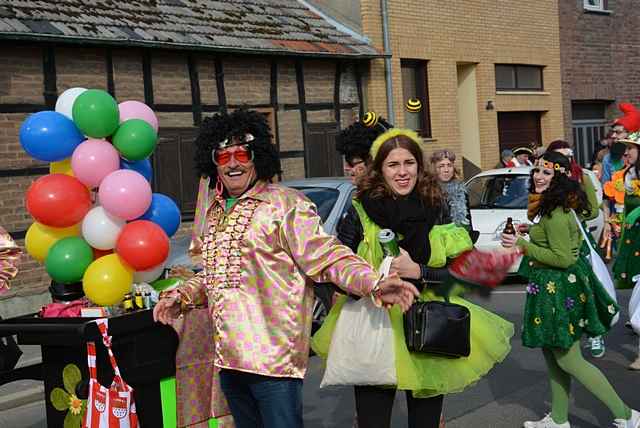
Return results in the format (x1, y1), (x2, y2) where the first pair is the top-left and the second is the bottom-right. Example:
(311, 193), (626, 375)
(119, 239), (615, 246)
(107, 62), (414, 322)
(584, 0), (608, 11)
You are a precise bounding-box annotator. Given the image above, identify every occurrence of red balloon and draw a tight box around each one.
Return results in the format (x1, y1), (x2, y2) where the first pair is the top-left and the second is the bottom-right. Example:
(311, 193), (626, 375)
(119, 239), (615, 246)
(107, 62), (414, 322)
(25, 174), (91, 227)
(115, 220), (169, 271)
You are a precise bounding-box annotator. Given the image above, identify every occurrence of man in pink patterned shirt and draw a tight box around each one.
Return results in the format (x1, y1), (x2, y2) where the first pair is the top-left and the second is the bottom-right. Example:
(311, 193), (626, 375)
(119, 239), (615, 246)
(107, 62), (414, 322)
(154, 110), (418, 428)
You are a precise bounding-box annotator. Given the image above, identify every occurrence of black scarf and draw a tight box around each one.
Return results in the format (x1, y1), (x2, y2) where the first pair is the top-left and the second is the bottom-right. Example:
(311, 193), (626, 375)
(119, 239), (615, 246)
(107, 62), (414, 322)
(361, 190), (439, 265)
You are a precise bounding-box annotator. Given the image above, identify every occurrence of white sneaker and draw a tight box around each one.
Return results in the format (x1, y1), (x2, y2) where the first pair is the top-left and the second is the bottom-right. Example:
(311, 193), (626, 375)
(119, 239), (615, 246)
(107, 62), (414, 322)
(523, 414), (570, 428)
(613, 409), (640, 428)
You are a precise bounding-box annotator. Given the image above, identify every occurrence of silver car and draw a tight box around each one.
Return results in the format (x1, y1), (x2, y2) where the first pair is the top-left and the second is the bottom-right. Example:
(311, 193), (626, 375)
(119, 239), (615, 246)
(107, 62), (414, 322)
(465, 166), (605, 272)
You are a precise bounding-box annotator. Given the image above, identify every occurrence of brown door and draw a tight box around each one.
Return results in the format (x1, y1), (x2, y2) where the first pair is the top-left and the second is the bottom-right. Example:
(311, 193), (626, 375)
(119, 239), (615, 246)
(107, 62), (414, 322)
(153, 128), (199, 218)
(497, 112), (541, 151)
(305, 123), (343, 178)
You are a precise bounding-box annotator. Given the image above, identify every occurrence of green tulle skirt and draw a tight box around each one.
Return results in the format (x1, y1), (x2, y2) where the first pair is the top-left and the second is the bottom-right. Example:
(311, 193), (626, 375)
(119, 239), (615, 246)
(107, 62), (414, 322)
(519, 255), (619, 349)
(311, 289), (514, 398)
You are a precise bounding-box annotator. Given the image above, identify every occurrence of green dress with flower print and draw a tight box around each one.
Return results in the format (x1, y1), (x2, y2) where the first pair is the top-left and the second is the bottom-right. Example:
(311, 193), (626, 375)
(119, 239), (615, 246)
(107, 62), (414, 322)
(613, 194), (640, 287)
(517, 207), (619, 349)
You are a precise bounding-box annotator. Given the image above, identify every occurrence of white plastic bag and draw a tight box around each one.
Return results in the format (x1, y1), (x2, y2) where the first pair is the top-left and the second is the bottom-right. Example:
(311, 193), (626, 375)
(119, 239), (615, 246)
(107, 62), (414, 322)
(572, 211), (619, 326)
(320, 297), (396, 387)
(630, 278), (640, 334)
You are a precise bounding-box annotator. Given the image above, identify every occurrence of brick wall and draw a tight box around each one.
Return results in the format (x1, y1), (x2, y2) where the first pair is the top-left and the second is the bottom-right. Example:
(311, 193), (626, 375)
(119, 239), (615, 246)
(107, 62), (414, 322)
(559, 0), (640, 137)
(0, 44), (343, 297)
(360, 0), (565, 173)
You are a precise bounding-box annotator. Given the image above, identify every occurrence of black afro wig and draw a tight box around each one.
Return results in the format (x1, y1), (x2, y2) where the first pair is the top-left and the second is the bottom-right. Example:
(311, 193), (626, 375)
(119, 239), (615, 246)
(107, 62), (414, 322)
(194, 109), (281, 185)
(336, 115), (393, 164)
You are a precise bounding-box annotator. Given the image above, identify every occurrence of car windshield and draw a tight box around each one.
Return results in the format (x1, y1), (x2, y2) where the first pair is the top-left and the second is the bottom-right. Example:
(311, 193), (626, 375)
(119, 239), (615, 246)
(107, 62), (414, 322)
(294, 187), (339, 222)
(467, 174), (530, 209)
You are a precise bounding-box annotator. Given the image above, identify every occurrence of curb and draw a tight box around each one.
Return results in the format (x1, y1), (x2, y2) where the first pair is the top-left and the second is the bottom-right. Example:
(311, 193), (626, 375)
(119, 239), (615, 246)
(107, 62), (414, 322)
(0, 355), (45, 411)
(0, 384), (44, 411)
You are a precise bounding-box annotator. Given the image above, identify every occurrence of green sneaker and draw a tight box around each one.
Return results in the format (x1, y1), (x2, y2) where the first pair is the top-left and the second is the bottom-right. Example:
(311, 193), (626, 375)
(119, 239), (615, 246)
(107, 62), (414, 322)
(590, 336), (605, 358)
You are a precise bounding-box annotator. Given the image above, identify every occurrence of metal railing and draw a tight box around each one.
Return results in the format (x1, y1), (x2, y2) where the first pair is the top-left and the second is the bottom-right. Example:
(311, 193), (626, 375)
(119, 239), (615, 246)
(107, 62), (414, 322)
(572, 119), (608, 167)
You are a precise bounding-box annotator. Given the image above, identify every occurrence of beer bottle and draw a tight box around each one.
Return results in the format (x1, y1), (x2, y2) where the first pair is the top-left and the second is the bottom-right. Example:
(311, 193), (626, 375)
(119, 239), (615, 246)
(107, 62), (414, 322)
(503, 217), (516, 236)
(134, 291), (144, 310)
(122, 293), (134, 312)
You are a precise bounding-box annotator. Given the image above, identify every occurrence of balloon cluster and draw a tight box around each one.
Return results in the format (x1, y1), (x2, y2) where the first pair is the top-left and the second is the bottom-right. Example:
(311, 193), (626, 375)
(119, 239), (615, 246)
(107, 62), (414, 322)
(20, 88), (181, 307)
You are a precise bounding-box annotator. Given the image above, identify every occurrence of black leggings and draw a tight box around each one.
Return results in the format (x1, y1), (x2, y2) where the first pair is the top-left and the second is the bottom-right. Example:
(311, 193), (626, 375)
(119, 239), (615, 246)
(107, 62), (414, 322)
(354, 385), (444, 428)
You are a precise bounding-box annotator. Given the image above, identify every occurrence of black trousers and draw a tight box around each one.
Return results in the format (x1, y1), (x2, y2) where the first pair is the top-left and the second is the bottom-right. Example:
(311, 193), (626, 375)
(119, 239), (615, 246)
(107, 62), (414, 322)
(354, 385), (444, 428)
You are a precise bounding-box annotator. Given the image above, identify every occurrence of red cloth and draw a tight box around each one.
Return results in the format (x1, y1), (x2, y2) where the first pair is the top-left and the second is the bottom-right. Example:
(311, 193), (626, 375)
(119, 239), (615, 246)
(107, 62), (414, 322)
(40, 299), (86, 317)
(449, 248), (523, 288)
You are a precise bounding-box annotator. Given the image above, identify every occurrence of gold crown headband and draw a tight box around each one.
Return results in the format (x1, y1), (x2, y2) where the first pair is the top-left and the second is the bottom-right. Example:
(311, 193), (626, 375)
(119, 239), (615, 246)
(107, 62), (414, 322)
(535, 158), (566, 174)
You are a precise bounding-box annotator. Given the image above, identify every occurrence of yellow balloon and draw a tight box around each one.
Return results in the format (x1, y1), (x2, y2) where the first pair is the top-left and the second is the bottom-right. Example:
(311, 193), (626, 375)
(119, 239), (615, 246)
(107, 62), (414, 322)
(83, 254), (133, 306)
(49, 158), (74, 176)
(25, 222), (80, 262)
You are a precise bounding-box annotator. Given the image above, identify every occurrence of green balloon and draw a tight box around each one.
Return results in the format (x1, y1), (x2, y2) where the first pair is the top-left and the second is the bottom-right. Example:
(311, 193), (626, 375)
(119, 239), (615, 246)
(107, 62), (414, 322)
(45, 237), (94, 284)
(112, 119), (158, 161)
(72, 89), (119, 138)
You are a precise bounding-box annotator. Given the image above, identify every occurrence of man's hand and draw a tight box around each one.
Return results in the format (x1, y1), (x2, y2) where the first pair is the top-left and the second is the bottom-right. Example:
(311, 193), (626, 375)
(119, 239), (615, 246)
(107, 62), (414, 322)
(153, 295), (181, 324)
(376, 272), (420, 312)
(390, 248), (421, 279)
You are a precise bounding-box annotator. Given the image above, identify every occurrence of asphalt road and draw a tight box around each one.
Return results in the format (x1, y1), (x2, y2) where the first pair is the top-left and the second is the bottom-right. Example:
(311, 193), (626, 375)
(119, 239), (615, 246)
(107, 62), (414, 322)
(2, 285), (638, 428)
(303, 285), (640, 428)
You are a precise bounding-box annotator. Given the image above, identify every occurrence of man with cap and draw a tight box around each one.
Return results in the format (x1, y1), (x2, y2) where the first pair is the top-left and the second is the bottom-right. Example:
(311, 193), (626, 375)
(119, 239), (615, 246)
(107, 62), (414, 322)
(153, 109), (419, 428)
(495, 149), (516, 169)
(512, 146), (534, 166)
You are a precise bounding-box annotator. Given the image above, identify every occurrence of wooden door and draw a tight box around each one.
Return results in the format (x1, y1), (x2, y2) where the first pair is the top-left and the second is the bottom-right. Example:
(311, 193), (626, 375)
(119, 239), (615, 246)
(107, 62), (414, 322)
(153, 128), (199, 219)
(497, 112), (541, 151)
(305, 123), (342, 178)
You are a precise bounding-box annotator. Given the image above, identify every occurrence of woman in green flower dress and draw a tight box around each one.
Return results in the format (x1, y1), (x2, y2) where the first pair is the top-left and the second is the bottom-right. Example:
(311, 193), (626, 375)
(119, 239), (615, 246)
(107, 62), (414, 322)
(502, 151), (638, 428)
(613, 133), (640, 287)
(611, 131), (640, 370)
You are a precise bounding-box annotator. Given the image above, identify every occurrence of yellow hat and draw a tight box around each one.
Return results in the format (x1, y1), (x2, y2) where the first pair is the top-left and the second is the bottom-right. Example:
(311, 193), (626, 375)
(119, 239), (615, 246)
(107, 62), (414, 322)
(406, 98), (422, 113)
(370, 128), (422, 160)
(362, 111), (379, 128)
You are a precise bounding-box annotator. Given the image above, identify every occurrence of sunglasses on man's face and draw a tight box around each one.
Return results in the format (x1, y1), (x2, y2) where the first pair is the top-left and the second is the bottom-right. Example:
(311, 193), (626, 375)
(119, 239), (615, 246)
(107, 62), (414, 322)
(212, 145), (254, 166)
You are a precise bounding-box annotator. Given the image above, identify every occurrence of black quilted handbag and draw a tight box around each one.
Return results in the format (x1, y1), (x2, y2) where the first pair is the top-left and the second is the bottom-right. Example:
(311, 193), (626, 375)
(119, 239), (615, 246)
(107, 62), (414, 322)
(403, 300), (471, 358)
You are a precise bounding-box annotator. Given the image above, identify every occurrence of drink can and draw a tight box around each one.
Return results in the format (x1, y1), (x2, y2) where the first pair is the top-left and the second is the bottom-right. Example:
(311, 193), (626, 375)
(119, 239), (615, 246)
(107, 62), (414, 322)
(378, 229), (400, 257)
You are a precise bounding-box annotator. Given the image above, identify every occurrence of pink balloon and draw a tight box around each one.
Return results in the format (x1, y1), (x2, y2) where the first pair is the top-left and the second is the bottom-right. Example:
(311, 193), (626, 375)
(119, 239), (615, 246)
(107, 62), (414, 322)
(118, 101), (159, 133)
(99, 170), (152, 220)
(71, 139), (120, 188)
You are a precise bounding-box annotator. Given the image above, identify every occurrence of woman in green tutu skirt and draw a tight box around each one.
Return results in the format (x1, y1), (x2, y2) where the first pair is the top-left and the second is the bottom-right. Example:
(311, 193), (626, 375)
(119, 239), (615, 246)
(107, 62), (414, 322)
(501, 151), (638, 428)
(312, 128), (513, 428)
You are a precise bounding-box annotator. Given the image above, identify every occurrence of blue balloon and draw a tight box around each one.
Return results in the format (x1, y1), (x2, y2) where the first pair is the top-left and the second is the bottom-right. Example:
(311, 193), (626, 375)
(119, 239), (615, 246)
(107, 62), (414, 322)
(120, 158), (153, 182)
(138, 193), (181, 237)
(19, 111), (84, 162)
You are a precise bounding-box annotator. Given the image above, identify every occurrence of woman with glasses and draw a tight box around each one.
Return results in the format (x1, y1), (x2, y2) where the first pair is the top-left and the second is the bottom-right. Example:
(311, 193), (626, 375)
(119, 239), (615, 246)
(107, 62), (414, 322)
(429, 150), (478, 243)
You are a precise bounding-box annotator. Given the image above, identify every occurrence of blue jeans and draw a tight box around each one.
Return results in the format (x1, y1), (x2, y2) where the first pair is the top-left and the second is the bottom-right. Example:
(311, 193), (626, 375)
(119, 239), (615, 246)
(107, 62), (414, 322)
(219, 369), (304, 428)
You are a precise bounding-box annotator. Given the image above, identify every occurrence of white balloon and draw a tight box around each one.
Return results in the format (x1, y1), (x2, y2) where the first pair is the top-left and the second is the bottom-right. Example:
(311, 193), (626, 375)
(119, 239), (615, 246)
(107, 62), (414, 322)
(82, 205), (125, 250)
(55, 87), (87, 120)
(133, 261), (166, 283)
